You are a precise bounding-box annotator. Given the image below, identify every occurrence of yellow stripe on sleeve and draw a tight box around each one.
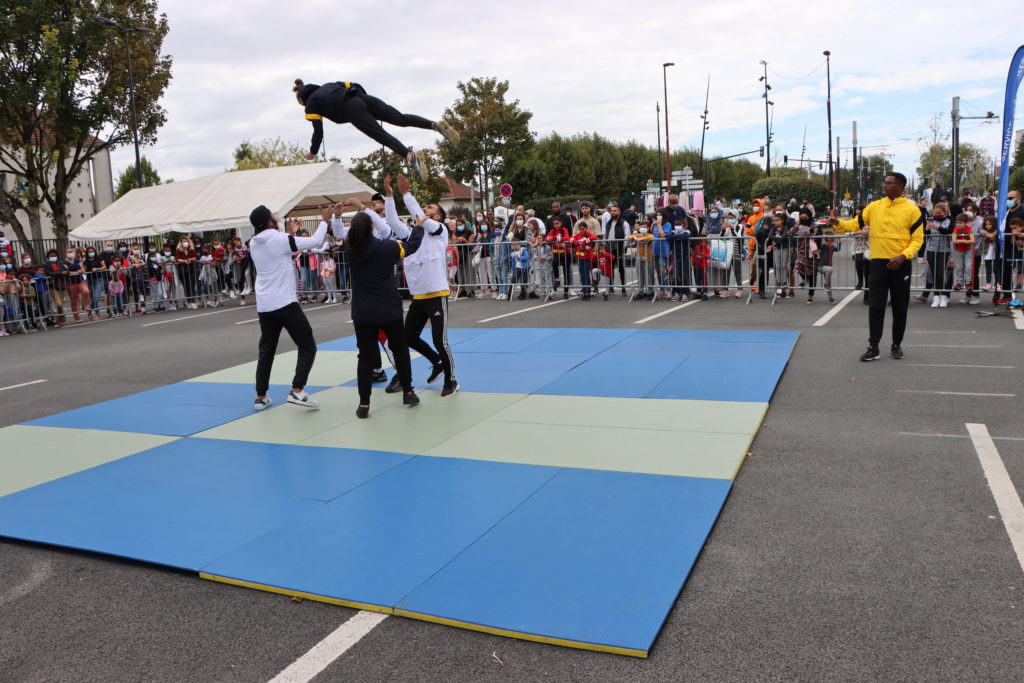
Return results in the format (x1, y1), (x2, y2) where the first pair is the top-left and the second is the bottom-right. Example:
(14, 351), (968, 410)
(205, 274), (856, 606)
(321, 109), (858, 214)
(305, 113), (323, 120)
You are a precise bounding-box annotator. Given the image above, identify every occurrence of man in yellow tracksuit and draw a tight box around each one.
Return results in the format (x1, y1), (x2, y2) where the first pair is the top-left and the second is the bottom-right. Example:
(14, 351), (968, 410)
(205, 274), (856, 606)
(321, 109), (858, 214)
(830, 173), (924, 361)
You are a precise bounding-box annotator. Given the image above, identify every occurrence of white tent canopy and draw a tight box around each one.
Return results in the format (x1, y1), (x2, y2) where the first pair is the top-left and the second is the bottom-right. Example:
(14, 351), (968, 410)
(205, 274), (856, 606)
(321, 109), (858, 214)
(70, 161), (375, 240)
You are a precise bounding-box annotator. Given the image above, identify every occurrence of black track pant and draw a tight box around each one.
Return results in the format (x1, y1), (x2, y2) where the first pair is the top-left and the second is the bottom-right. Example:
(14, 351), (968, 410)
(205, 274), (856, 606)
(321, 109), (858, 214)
(342, 93), (434, 158)
(405, 296), (456, 385)
(867, 259), (912, 348)
(552, 252), (572, 292)
(354, 318), (412, 404)
(608, 241), (627, 288)
(255, 302), (316, 396)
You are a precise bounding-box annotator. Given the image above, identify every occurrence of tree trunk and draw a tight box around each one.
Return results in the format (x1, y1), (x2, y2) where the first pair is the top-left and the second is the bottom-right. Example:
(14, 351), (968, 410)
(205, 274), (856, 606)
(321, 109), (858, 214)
(0, 180), (31, 245)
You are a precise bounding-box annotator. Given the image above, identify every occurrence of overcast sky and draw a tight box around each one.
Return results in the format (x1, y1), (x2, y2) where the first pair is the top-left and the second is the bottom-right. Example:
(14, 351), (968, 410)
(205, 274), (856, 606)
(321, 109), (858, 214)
(109, 0), (1023, 194)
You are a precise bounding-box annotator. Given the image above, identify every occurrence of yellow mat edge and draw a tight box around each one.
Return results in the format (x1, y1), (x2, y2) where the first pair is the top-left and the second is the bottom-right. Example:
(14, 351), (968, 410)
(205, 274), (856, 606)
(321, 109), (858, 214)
(393, 608), (648, 658)
(199, 573), (393, 615)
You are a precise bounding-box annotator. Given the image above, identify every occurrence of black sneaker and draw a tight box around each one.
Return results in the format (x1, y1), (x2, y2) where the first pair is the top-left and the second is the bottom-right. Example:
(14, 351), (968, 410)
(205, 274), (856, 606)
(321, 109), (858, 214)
(372, 369), (387, 383)
(528, 292), (539, 299)
(403, 391), (421, 407)
(860, 346), (881, 362)
(384, 374), (402, 393)
(427, 363), (444, 384)
(441, 381), (459, 397)
(890, 345), (904, 360)
(355, 405), (369, 419)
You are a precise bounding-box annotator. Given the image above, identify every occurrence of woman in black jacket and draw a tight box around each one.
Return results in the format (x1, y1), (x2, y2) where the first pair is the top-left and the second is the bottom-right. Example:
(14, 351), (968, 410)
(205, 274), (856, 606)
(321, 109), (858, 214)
(346, 211), (424, 418)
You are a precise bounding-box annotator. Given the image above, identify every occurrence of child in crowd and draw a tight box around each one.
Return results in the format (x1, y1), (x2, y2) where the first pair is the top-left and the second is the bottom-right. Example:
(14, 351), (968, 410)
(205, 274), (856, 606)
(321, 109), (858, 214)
(533, 234), (554, 299)
(629, 221), (655, 299)
(198, 248), (223, 307)
(818, 236), (839, 304)
(691, 236), (710, 300)
(951, 213), (976, 301)
(571, 221), (597, 300)
(593, 242), (616, 300)
(33, 267), (51, 322)
(320, 251), (339, 304)
(17, 273), (40, 329)
(1011, 218), (1024, 291)
(446, 230), (459, 300)
(0, 274), (21, 335)
(514, 240), (531, 300)
(980, 216), (998, 291)
(108, 264), (126, 316)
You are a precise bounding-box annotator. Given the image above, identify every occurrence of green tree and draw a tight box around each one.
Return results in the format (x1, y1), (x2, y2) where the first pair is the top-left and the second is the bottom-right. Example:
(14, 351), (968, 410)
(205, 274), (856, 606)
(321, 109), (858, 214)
(916, 142), (991, 195)
(0, 1), (172, 241)
(115, 156), (161, 198)
(751, 177), (829, 214)
(231, 137), (308, 171)
(439, 77), (534, 207)
(348, 147), (448, 207)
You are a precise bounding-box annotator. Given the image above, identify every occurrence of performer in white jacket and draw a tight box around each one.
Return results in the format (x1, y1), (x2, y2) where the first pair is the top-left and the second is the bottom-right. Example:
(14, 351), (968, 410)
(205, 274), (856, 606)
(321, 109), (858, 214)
(248, 204), (331, 410)
(393, 174), (458, 396)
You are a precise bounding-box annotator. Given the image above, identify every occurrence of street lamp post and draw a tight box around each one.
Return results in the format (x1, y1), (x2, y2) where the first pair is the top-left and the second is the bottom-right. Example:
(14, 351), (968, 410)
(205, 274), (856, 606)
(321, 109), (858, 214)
(97, 16), (153, 192)
(698, 74), (710, 179)
(656, 102), (663, 189)
(662, 62), (674, 196)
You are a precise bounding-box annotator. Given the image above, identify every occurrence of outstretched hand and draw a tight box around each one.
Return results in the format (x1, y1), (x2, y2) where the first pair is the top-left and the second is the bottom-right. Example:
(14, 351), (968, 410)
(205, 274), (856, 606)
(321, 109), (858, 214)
(343, 197), (362, 208)
(320, 205), (333, 222)
(383, 175), (393, 197)
(416, 212), (428, 226)
(397, 174), (411, 196)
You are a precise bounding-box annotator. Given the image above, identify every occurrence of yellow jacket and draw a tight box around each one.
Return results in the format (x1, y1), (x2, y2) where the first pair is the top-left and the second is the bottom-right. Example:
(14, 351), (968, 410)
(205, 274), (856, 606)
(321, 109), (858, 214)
(834, 196), (924, 260)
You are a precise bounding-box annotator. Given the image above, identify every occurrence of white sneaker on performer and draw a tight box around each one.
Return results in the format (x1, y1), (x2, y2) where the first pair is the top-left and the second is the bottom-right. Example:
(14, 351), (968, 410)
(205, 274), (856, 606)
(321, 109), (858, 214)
(253, 396), (273, 410)
(434, 120), (461, 145)
(287, 390), (319, 409)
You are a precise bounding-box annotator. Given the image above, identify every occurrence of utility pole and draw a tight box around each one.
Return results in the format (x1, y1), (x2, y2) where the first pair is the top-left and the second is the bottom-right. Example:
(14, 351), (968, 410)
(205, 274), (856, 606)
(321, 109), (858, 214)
(824, 51), (835, 213)
(852, 121), (860, 202)
(698, 75), (710, 177)
(951, 95), (997, 197)
(663, 62), (675, 194)
(656, 102), (663, 191)
(759, 61), (772, 177)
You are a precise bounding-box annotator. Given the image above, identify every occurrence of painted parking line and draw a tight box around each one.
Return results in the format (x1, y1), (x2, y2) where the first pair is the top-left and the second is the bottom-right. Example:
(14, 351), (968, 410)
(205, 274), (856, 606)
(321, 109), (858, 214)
(477, 297), (576, 323)
(903, 344), (1002, 349)
(1013, 309), (1024, 331)
(141, 307), (244, 327)
(966, 423), (1024, 574)
(634, 299), (699, 324)
(905, 364), (1015, 369)
(899, 432), (1024, 442)
(0, 379), (47, 392)
(269, 611), (387, 683)
(811, 290), (860, 327)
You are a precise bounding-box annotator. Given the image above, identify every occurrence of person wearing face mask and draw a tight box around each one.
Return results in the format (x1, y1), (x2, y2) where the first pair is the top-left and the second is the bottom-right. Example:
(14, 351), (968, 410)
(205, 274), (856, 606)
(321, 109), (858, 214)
(719, 211), (745, 298)
(83, 246), (107, 318)
(175, 237), (199, 308)
(491, 219), (513, 301)
(145, 246), (166, 312)
(453, 217), (476, 298)
(915, 202), (952, 307)
(960, 202), (984, 304)
(40, 249), (68, 327)
(62, 247), (92, 322)
(544, 216), (573, 298)
(991, 189), (1024, 304)
(16, 252), (36, 280)
(125, 242), (147, 314)
(472, 218), (495, 297)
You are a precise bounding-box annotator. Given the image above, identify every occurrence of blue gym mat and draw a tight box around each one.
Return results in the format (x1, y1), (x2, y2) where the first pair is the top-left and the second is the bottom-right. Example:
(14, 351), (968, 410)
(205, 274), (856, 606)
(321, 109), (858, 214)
(201, 456), (559, 610)
(396, 468), (732, 656)
(25, 382), (328, 436)
(535, 354), (689, 399)
(317, 326), (487, 352)
(646, 356), (791, 402)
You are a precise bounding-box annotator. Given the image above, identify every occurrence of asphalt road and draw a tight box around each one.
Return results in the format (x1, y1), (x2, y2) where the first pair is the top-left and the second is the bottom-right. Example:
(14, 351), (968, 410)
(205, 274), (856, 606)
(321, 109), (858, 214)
(1, 293), (1022, 682)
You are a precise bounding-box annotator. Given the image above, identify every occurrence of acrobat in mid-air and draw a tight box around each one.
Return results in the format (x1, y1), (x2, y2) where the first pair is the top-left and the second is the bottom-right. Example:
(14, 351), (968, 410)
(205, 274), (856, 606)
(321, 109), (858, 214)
(293, 79), (460, 181)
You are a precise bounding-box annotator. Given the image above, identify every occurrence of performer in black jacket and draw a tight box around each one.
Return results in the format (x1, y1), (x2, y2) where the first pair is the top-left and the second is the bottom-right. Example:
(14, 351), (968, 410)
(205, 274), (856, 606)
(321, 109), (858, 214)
(346, 211), (425, 418)
(294, 79), (459, 181)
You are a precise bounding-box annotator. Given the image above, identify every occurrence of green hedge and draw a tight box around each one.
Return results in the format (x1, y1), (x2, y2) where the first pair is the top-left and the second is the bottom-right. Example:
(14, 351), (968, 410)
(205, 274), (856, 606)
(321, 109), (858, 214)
(750, 177), (829, 213)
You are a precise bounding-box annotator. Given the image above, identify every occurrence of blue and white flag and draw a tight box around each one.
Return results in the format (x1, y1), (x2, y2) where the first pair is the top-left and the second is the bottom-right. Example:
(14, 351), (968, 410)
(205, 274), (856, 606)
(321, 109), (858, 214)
(995, 45), (1024, 252)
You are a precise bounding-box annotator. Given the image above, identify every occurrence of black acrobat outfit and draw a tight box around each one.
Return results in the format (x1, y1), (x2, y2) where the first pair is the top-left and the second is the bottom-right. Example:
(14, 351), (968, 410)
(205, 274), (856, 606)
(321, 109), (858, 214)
(301, 82), (435, 158)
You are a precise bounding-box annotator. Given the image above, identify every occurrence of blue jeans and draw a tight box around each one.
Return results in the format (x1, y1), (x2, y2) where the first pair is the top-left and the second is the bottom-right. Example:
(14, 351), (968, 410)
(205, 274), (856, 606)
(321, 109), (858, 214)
(577, 259), (592, 295)
(299, 267), (318, 298)
(88, 277), (106, 313)
(494, 259), (511, 296)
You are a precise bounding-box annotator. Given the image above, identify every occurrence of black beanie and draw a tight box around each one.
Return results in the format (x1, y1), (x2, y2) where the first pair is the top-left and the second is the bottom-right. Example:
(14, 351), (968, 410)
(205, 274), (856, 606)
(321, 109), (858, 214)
(250, 205), (272, 232)
(298, 83), (319, 104)
(371, 193), (384, 203)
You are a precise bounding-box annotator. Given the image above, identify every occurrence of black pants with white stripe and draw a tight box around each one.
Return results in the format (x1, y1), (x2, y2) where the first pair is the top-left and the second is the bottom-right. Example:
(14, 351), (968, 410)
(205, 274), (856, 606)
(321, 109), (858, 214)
(404, 296), (456, 385)
(255, 302), (316, 396)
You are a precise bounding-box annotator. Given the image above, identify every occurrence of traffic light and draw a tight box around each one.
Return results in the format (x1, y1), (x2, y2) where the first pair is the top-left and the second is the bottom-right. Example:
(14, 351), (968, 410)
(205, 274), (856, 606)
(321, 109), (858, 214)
(783, 155), (788, 166)
(759, 146), (765, 157)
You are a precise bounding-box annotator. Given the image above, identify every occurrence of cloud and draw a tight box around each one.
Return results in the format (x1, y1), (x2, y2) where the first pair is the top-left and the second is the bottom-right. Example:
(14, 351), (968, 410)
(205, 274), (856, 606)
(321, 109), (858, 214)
(106, 0), (1022, 193)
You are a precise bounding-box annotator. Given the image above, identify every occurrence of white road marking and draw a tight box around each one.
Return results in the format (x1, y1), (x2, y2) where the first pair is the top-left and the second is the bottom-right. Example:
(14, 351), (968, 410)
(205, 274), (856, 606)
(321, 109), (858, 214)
(0, 379), (47, 392)
(966, 423), (1024, 574)
(0, 560), (52, 607)
(634, 299), (699, 324)
(477, 297), (576, 323)
(905, 364), (1014, 370)
(811, 290), (860, 327)
(903, 344), (1002, 348)
(895, 390), (1016, 398)
(1013, 309), (1023, 331)
(905, 330), (977, 334)
(898, 432), (1024, 442)
(269, 611), (387, 683)
(140, 307), (243, 327)
(234, 302), (347, 325)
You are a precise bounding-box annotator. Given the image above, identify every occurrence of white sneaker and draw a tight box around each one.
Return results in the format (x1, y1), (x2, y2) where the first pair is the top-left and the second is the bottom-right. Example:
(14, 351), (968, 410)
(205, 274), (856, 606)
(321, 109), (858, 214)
(496, 293), (507, 301)
(241, 287), (252, 296)
(958, 295), (970, 305)
(287, 390), (319, 409)
(939, 295), (949, 308)
(239, 299), (246, 306)
(967, 296), (980, 305)
(930, 296), (940, 308)
(253, 396), (273, 410)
